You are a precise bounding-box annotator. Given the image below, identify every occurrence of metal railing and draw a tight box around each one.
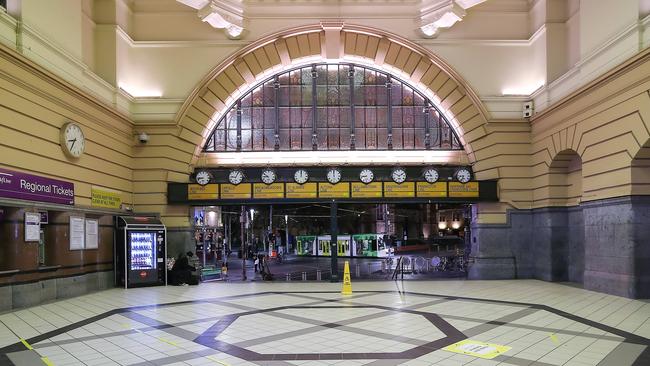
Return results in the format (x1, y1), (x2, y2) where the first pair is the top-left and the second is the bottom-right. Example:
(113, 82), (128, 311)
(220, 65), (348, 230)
(277, 254), (467, 282)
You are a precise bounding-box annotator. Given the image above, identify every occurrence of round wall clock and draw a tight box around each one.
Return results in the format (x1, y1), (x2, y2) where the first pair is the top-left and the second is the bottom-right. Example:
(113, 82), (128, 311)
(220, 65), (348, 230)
(326, 167), (342, 184)
(228, 169), (244, 185)
(195, 170), (212, 186)
(359, 168), (374, 184)
(391, 167), (407, 184)
(455, 168), (472, 183)
(60, 122), (85, 158)
(261, 168), (277, 185)
(294, 169), (309, 184)
(423, 167), (439, 183)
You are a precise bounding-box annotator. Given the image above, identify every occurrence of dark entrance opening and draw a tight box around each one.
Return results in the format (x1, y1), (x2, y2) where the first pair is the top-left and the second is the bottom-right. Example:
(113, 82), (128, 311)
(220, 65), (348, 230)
(192, 203), (471, 282)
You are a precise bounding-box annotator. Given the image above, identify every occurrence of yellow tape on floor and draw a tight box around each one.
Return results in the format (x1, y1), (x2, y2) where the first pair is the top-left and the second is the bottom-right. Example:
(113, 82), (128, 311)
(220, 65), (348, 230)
(206, 355), (231, 366)
(41, 357), (54, 366)
(20, 339), (33, 350)
(443, 339), (511, 359)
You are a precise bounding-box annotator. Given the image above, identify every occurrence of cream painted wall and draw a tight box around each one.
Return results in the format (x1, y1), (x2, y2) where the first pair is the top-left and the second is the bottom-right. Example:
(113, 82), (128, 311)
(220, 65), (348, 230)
(429, 42), (546, 96)
(580, 0), (639, 58)
(21, 0), (84, 60)
(117, 42), (242, 99)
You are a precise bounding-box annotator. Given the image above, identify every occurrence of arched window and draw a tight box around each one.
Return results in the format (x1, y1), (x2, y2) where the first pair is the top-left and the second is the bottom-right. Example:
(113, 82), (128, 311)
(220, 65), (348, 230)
(203, 63), (462, 152)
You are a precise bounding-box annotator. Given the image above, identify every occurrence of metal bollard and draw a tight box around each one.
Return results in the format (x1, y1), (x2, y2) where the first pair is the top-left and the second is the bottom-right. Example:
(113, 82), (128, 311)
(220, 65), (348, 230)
(355, 264), (361, 277)
(316, 270), (321, 281)
(367, 262), (372, 275)
(411, 258), (416, 273)
(381, 261), (386, 273)
(302, 271), (307, 281)
(286, 273), (290, 281)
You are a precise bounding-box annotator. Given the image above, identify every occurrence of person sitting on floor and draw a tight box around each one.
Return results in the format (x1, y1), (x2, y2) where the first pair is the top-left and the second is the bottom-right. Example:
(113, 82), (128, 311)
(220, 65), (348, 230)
(170, 251), (198, 285)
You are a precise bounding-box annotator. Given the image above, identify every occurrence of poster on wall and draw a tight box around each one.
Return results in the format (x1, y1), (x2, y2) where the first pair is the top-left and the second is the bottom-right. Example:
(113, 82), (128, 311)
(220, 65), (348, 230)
(24, 212), (40, 242)
(85, 219), (98, 249)
(69, 216), (85, 250)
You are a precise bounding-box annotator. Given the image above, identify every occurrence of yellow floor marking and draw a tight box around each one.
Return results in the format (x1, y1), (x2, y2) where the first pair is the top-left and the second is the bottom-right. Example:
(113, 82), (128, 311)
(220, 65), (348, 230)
(206, 355), (231, 366)
(157, 337), (178, 347)
(443, 339), (511, 359)
(41, 357), (55, 366)
(549, 333), (559, 344)
(20, 339), (33, 350)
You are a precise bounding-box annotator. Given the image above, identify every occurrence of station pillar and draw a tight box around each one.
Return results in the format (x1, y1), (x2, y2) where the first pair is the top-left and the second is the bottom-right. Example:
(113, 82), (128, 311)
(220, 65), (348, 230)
(330, 201), (339, 282)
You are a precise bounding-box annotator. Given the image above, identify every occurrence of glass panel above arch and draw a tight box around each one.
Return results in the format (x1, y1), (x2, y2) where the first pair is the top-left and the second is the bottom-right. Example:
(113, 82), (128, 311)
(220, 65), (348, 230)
(203, 63), (463, 153)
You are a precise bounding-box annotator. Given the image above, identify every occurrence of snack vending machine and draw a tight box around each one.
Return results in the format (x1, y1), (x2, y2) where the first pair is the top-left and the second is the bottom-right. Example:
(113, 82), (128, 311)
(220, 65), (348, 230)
(116, 216), (167, 288)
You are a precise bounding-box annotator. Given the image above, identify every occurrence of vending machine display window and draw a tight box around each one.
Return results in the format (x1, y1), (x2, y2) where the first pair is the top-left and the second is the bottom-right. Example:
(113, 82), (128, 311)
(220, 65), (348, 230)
(129, 232), (157, 270)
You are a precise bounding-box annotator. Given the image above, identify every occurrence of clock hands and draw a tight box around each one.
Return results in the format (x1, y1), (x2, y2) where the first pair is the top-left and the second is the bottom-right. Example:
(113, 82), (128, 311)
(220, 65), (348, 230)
(68, 138), (77, 150)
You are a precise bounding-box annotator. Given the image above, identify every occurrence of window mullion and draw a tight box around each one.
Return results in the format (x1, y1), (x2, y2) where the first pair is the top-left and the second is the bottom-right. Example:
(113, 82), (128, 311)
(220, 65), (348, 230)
(424, 102), (431, 149)
(387, 76), (393, 149)
(349, 65), (355, 150)
(236, 101), (242, 151)
(274, 76), (280, 150)
(312, 65), (318, 150)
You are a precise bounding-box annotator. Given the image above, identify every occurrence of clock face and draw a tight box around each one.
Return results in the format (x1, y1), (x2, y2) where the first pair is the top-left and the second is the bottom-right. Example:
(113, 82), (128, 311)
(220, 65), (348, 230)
(359, 169), (374, 184)
(391, 167), (407, 184)
(228, 169), (244, 185)
(261, 168), (276, 185)
(326, 168), (342, 184)
(195, 171), (212, 186)
(423, 168), (439, 183)
(61, 122), (85, 158)
(294, 169), (309, 184)
(456, 168), (472, 183)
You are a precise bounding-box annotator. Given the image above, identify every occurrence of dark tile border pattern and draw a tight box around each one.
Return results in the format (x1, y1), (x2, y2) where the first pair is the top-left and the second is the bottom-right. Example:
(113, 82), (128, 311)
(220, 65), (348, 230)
(0, 290), (648, 365)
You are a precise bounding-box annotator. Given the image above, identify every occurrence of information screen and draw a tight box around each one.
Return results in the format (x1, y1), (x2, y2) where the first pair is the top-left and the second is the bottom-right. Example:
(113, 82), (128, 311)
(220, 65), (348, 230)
(129, 232), (157, 270)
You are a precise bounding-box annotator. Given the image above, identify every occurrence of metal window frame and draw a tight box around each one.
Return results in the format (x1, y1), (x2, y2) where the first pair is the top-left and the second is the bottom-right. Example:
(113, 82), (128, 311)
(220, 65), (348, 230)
(203, 62), (463, 153)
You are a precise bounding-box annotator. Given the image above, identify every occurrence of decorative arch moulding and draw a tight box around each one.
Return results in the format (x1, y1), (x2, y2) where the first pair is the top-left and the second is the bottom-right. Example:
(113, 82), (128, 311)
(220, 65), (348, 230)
(176, 23), (491, 169)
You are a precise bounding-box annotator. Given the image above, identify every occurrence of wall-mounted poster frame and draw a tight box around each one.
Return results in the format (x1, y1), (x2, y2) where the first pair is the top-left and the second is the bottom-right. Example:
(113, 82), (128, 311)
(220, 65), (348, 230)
(70, 216), (85, 250)
(25, 212), (40, 242)
(85, 219), (98, 249)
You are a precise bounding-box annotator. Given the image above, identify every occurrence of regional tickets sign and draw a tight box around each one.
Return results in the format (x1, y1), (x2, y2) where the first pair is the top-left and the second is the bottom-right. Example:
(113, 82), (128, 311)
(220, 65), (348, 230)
(0, 167), (74, 205)
(286, 183), (317, 198)
(187, 184), (218, 200)
(383, 182), (415, 197)
(351, 182), (382, 198)
(417, 182), (447, 197)
(319, 183), (350, 198)
(253, 183), (284, 199)
(448, 182), (479, 197)
(220, 184), (251, 199)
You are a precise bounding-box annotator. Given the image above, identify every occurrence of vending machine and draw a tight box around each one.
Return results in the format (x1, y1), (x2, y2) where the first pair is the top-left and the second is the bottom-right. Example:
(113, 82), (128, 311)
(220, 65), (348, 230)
(115, 216), (167, 288)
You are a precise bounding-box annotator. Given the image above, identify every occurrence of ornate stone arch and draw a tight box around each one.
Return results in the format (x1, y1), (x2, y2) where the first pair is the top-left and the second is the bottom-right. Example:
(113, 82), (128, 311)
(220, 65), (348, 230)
(176, 23), (490, 170)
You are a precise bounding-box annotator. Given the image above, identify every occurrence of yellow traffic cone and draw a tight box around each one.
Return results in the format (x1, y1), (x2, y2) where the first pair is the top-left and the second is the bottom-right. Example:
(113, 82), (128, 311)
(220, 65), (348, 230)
(341, 261), (352, 295)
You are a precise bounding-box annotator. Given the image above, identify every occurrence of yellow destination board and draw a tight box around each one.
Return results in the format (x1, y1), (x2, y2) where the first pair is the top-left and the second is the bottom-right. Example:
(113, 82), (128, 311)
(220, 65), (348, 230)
(319, 183), (350, 198)
(91, 187), (122, 209)
(351, 182), (383, 198)
(449, 182), (479, 197)
(286, 183), (317, 198)
(253, 183), (284, 199)
(383, 182), (415, 198)
(220, 184), (252, 199)
(416, 182), (447, 197)
(187, 184), (218, 200)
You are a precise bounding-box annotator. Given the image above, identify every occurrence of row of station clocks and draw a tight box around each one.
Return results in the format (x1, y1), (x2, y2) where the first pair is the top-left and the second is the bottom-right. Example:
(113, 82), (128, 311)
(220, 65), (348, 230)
(195, 167), (473, 186)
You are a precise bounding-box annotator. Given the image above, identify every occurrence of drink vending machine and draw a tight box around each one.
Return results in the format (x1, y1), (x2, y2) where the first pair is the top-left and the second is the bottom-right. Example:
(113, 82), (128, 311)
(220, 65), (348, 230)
(115, 216), (167, 288)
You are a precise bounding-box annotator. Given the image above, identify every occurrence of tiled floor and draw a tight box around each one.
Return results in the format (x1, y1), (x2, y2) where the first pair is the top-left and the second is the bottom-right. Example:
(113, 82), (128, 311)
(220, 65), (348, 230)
(1, 280), (649, 365)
